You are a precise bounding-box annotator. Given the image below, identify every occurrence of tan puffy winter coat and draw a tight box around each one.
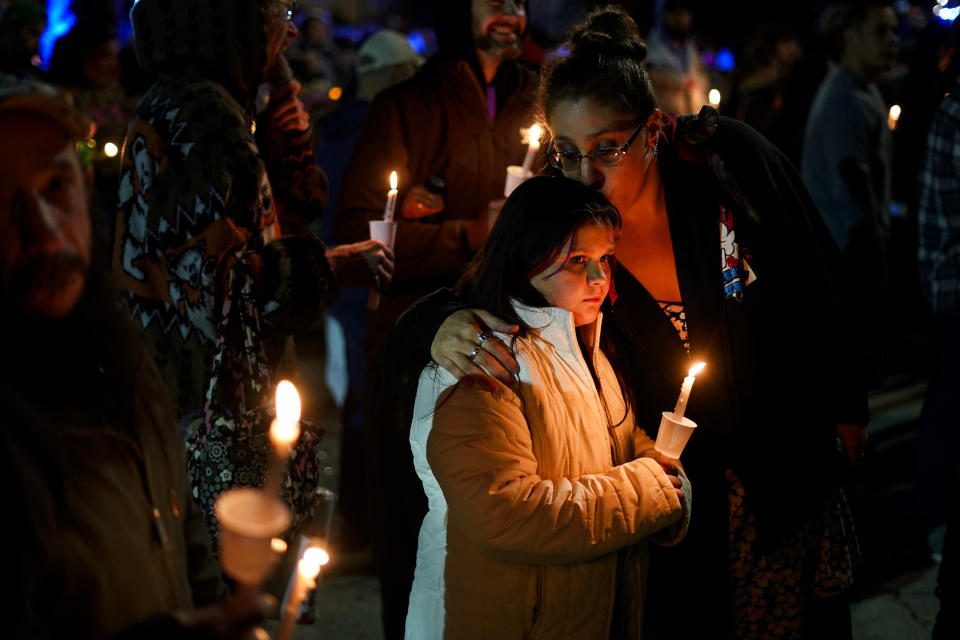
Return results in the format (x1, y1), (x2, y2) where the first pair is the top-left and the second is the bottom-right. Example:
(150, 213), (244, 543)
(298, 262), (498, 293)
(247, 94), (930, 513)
(408, 303), (691, 639)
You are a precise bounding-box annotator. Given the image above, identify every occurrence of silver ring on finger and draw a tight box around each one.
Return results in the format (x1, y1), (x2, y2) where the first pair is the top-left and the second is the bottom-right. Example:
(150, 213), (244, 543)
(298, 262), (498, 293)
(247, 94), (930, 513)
(468, 344), (482, 361)
(477, 331), (491, 344)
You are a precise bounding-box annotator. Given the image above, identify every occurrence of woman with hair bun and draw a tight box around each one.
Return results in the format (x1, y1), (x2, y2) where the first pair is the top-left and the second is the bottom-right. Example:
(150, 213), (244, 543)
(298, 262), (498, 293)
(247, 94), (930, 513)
(413, 5), (870, 639)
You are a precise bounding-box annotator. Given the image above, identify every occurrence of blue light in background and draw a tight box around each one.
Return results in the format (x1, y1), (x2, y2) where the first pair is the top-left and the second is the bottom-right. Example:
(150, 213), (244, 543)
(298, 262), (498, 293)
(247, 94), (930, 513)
(407, 31), (426, 55)
(715, 47), (736, 72)
(39, 0), (76, 70)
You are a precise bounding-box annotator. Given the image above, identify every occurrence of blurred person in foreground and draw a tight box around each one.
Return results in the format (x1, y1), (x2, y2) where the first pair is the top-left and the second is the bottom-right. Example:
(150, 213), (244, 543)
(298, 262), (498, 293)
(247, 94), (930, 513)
(408, 6), (871, 638)
(113, 0), (393, 540)
(0, 73), (269, 640)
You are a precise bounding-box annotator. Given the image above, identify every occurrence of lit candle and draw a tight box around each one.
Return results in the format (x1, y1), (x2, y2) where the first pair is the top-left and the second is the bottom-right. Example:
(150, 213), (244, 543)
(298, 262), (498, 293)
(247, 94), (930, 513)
(383, 171), (398, 222)
(263, 380), (301, 498)
(887, 104), (901, 131)
(708, 89), (721, 108)
(521, 124), (542, 176)
(672, 362), (706, 421)
(275, 546), (330, 640)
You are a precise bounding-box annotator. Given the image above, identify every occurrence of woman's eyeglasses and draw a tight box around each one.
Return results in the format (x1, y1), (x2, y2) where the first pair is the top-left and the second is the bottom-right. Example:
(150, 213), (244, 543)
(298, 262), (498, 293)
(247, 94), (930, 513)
(547, 122), (646, 174)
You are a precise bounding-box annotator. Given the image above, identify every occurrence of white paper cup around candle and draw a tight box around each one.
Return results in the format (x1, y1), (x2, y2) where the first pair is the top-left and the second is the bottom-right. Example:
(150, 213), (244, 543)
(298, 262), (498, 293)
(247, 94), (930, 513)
(216, 487), (291, 584)
(504, 165), (530, 198)
(369, 219), (397, 248)
(654, 411), (697, 459)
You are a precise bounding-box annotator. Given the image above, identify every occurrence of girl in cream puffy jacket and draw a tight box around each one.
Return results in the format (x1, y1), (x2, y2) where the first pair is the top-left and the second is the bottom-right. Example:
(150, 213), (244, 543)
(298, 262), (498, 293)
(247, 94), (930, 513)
(406, 177), (692, 640)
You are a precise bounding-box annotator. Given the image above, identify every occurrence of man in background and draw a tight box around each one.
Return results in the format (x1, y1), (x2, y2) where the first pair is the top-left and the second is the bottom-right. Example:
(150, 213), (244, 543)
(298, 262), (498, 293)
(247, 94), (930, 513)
(802, 0), (898, 308)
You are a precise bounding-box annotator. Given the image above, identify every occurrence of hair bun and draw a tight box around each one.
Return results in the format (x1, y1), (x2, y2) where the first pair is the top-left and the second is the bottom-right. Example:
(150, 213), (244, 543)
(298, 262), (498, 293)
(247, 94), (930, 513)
(569, 7), (647, 63)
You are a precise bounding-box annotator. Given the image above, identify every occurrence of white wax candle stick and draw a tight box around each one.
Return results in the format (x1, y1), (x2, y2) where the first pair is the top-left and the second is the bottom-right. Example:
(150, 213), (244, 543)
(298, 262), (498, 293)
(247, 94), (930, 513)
(263, 381), (301, 497)
(673, 376), (694, 420)
(672, 362), (706, 421)
(521, 124), (542, 176)
(383, 171), (398, 222)
(383, 189), (397, 222)
(275, 548), (328, 640)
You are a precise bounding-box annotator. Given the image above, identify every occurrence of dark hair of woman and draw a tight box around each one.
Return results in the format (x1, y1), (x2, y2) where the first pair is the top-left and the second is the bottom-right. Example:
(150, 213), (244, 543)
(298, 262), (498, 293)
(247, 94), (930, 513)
(456, 175), (621, 334)
(539, 5), (657, 123)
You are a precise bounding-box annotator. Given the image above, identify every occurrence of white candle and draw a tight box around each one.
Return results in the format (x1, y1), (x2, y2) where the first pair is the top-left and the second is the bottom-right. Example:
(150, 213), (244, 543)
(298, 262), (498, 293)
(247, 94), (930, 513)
(264, 380), (301, 497)
(275, 547), (330, 640)
(383, 171), (398, 222)
(672, 362), (706, 421)
(521, 124), (542, 176)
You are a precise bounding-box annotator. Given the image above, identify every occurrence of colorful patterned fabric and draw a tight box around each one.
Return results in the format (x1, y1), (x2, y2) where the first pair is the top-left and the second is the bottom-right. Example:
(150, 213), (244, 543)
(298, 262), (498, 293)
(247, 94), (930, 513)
(114, 0), (338, 541)
(187, 260), (325, 544)
(719, 202), (756, 300)
(727, 469), (860, 638)
(656, 301), (690, 354)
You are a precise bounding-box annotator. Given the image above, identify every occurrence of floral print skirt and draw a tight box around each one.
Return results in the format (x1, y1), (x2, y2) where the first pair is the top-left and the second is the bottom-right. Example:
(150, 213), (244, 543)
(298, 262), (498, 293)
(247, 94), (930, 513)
(727, 468), (860, 639)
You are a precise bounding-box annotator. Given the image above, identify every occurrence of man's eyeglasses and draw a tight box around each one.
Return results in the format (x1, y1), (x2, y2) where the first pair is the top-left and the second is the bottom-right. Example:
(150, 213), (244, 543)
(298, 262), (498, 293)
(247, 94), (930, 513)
(547, 122), (646, 174)
(278, 0), (297, 21)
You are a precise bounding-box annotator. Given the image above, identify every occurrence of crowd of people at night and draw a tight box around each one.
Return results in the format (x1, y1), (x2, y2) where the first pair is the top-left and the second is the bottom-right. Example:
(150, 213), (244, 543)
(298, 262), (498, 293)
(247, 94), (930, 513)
(1, 0), (958, 638)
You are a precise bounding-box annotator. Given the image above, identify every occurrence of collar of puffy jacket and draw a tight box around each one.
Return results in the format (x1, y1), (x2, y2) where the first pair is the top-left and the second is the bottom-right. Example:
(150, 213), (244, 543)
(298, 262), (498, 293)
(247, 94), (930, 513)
(511, 300), (603, 365)
(130, 0), (268, 103)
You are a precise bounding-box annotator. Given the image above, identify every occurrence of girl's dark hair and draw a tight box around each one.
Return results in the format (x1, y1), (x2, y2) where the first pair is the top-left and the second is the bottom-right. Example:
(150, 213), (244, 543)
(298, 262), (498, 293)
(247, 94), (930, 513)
(539, 6), (657, 123)
(456, 175), (621, 336)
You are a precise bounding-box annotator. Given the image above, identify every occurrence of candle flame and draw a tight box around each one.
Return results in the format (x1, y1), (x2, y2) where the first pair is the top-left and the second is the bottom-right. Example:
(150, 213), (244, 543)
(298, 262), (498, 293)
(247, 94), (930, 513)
(527, 124), (542, 150)
(888, 104), (901, 121)
(304, 546), (330, 567)
(276, 380), (301, 425)
(389, 170), (398, 190)
(708, 89), (721, 106)
(688, 362), (706, 377)
(271, 538), (288, 554)
(298, 547), (329, 579)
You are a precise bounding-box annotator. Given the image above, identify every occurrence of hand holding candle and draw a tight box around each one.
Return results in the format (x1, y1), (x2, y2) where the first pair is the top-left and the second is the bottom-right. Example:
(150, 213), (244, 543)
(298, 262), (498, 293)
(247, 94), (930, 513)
(275, 546), (330, 640)
(369, 172), (399, 310)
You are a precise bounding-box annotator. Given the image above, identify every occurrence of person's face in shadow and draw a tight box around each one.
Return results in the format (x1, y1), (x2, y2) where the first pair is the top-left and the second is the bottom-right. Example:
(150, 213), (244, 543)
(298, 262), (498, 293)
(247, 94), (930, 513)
(0, 112), (92, 318)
